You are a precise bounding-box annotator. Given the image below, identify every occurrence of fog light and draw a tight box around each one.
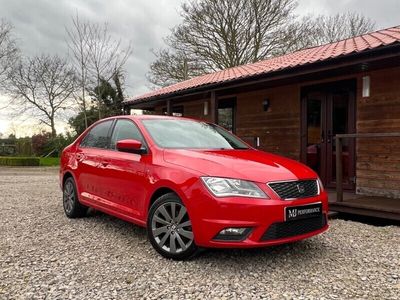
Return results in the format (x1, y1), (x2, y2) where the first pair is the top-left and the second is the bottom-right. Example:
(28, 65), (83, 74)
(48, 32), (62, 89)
(214, 227), (252, 241)
(220, 228), (247, 235)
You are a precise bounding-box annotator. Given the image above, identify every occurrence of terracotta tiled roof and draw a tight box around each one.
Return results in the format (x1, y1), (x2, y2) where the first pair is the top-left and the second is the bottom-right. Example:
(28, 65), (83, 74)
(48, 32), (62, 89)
(126, 26), (400, 104)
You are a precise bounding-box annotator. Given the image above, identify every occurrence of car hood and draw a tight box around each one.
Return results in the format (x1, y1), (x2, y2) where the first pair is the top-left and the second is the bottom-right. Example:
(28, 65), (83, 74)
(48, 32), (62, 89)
(163, 149), (316, 183)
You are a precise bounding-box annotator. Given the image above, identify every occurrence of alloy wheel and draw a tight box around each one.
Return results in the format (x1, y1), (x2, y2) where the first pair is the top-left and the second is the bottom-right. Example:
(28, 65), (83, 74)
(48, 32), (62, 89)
(63, 180), (75, 215)
(151, 202), (194, 254)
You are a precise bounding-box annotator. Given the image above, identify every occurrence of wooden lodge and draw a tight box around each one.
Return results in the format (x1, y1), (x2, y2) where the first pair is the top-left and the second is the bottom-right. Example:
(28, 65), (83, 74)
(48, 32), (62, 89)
(124, 26), (400, 220)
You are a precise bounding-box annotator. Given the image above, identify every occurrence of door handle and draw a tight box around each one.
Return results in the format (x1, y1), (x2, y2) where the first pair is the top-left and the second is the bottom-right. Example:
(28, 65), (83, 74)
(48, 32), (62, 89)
(100, 161), (109, 167)
(327, 130), (332, 144)
(321, 130), (325, 143)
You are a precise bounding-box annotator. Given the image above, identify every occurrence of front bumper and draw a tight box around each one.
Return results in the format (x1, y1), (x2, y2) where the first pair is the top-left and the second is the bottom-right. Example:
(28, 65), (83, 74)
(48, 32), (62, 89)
(184, 182), (329, 248)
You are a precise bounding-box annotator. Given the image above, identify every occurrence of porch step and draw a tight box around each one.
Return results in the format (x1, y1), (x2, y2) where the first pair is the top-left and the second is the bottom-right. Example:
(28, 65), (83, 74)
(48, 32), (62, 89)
(328, 211), (339, 219)
(329, 201), (400, 221)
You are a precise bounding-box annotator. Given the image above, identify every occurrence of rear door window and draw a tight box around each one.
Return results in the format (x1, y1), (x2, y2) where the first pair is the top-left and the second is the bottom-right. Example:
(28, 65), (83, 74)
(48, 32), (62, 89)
(80, 120), (113, 149)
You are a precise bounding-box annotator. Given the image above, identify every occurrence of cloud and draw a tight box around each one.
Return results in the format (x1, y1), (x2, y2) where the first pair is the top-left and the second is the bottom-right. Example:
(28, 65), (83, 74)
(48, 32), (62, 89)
(297, 0), (400, 29)
(0, 0), (184, 97)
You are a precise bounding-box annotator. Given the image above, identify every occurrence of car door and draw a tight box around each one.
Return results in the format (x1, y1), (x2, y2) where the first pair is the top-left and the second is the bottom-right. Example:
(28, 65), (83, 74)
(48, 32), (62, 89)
(98, 118), (149, 220)
(75, 119), (114, 204)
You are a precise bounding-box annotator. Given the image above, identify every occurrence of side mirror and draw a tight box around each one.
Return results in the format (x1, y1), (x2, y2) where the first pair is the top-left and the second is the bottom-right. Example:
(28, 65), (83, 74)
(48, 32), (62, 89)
(116, 139), (145, 154)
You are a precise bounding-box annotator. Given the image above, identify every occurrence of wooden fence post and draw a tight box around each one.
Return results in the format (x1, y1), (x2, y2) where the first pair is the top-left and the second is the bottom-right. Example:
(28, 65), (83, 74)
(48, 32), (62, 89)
(336, 136), (343, 202)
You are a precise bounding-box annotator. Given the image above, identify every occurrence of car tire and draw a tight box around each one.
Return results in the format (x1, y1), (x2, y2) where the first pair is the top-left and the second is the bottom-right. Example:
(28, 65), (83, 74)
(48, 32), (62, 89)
(147, 193), (198, 260)
(63, 177), (88, 218)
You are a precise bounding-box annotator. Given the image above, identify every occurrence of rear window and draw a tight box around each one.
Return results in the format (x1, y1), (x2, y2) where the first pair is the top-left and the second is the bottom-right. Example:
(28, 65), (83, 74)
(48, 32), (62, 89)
(80, 120), (113, 149)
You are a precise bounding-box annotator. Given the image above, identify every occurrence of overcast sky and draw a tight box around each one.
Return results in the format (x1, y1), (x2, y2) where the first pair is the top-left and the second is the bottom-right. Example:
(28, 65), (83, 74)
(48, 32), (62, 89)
(0, 0), (399, 136)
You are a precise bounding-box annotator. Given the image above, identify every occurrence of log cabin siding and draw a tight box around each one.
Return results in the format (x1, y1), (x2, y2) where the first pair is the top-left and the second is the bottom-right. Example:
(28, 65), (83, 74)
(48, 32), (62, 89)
(355, 67), (400, 198)
(182, 99), (213, 121)
(235, 85), (300, 160)
(154, 98), (212, 121)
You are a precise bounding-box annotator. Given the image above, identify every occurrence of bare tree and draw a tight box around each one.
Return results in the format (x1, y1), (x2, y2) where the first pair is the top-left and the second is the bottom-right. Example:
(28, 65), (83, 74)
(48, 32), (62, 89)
(278, 12), (375, 55)
(148, 0), (376, 87)
(147, 48), (206, 87)
(66, 16), (132, 121)
(312, 12), (375, 45)
(270, 15), (316, 55)
(66, 15), (91, 129)
(6, 54), (76, 137)
(175, 0), (297, 70)
(85, 22), (132, 118)
(148, 0), (297, 86)
(0, 19), (19, 88)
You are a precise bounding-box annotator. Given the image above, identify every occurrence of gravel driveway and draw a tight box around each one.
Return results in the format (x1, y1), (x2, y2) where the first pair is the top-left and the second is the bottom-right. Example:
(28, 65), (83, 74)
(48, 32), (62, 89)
(0, 167), (399, 299)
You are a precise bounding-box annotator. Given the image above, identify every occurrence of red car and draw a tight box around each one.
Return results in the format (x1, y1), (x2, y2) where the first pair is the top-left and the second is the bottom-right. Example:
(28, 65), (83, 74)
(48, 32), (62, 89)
(60, 115), (328, 260)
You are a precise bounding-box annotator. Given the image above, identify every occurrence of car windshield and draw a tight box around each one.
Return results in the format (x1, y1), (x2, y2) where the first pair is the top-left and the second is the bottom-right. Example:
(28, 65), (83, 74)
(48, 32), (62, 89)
(142, 119), (249, 149)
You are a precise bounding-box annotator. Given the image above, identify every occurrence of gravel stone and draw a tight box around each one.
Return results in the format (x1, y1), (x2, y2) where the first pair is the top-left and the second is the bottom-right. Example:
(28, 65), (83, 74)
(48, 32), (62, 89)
(0, 167), (399, 299)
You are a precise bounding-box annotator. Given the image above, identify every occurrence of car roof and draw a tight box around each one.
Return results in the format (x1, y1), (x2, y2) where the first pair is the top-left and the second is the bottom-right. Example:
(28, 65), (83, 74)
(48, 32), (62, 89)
(100, 114), (203, 122)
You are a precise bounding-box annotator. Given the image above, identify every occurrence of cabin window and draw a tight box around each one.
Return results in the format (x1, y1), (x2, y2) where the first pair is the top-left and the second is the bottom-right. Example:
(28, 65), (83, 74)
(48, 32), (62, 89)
(217, 98), (236, 133)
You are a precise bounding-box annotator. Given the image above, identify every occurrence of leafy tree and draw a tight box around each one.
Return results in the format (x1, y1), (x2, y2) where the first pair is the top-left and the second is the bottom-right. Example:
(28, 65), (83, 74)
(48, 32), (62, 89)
(69, 73), (124, 135)
(43, 133), (75, 157)
(32, 131), (52, 156)
(32, 131), (75, 157)
(68, 107), (99, 135)
(91, 74), (124, 116)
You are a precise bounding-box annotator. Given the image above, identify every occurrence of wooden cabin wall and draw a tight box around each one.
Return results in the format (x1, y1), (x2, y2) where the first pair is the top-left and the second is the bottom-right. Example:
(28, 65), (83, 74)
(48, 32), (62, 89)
(153, 98), (212, 122)
(235, 85), (300, 160)
(356, 67), (400, 198)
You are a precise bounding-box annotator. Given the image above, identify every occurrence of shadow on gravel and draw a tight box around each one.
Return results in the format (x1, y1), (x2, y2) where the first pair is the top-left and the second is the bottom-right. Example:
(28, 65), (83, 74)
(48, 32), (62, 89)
(195, 238), (327, 262)
(82, 209), (328, 264)
(332, 212), (400, 227)
(84, 209), (147, 239)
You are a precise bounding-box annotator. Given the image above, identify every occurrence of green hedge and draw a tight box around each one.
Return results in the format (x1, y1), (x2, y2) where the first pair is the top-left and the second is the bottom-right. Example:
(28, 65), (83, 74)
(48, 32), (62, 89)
(0, 157), (40, 166)
(40, 157), (60, 166)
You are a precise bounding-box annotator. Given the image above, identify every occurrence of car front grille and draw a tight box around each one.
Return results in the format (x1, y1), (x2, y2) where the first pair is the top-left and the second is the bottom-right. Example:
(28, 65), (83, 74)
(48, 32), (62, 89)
(260, 214), (327, 241)
(268, 179), (319, 199)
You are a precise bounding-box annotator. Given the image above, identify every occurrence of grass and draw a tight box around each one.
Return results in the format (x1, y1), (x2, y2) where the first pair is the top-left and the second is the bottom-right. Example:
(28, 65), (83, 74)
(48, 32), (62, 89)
(39, 157), (60, 166)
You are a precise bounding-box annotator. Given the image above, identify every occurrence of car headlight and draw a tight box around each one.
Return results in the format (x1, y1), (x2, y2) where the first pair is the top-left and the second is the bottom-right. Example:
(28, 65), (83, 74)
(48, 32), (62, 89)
(201, 177), (267, 198)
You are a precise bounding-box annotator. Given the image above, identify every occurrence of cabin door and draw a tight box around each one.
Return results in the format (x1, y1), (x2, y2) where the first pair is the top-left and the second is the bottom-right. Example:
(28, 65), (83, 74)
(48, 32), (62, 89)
(301, 80), (356, 190)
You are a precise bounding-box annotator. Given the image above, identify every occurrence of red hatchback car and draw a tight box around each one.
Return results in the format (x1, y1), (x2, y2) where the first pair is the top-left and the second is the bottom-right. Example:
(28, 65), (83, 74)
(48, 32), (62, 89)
(60, 115), (329, 260)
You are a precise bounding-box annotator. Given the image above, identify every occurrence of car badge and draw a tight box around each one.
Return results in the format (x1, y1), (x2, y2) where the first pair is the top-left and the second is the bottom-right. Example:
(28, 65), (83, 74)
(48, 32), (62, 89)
(296, 184), (305, 194)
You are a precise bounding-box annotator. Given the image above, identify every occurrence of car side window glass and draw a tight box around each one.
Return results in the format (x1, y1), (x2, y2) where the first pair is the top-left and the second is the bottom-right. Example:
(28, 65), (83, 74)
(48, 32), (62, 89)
(80, 120), (113, 149)
(110, 119), (145, 149)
